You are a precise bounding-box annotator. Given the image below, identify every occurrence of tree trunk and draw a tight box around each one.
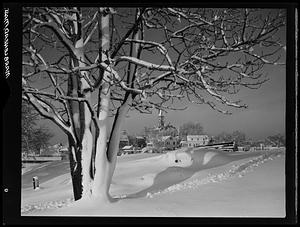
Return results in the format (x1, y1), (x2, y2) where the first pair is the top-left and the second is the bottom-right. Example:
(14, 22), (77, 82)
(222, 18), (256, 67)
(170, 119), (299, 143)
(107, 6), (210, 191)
(91, 79), (111, 201)
(88, 8), (112, 201)
(80, 99), (93, 197)
(73, 37), (94, 198)
(67, 59), (83, 200)
(68, 137), (82, 200)
(88, 8), (138, 201)
(106, 97), (132, 184)
(66, 8), (136, 202)
(90, 92), (131, 201)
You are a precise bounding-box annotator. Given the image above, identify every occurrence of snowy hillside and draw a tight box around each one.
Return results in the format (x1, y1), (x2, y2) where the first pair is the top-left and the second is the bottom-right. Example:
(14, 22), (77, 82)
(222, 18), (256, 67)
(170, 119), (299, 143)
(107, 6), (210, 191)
(21, 148), (285, 217)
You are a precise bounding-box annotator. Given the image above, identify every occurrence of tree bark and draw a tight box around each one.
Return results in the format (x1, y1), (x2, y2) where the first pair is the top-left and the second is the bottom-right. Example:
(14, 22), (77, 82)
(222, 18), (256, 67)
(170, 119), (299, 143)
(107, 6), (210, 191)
(72, 36), (94, 197)
(68, 136), (82, 200)
(107, 96), (132, 183)
(67, 57), (83, 200)
(89, 8), (139, 201)
(88, 8), (113, 201)
(91, 79), (111, 200)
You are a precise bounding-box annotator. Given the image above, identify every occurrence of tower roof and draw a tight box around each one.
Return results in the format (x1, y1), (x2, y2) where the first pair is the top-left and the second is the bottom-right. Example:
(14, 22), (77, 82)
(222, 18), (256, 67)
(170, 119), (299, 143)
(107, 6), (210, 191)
(158, 109), (163, 116)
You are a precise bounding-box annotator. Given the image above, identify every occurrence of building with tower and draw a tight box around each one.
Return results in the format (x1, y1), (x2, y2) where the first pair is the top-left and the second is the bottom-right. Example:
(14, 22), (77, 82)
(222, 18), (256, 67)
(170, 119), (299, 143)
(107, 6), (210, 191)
(142, 109), (179, 152)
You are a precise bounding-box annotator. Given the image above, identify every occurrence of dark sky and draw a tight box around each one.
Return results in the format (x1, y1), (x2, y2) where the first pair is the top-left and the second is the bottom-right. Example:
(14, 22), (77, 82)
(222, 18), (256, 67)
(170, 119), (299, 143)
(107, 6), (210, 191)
(29, 8), (286, 144)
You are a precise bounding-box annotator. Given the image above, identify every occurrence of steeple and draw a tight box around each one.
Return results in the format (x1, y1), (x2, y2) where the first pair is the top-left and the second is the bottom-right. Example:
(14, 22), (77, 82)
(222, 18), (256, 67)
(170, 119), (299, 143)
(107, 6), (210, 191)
(158, 109), (165, 129)
(158, 109), (163, 117)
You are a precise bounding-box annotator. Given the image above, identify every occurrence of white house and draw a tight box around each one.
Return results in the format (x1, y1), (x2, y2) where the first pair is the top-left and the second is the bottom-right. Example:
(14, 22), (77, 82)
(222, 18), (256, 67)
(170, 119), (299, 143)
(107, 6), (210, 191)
(184, 135), (210, 147)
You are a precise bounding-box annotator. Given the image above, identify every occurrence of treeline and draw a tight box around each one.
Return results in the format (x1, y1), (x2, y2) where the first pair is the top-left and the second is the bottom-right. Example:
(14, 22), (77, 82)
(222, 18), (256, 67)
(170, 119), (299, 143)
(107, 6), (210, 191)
(213, 131), (246, 146)
(213, 131), (285, 147)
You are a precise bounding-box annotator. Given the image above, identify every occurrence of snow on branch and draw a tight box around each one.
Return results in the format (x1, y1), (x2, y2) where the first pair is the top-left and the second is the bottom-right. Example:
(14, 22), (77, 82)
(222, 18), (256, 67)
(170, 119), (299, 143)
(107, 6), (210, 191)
(29, 17), (76, 54)
(22, 7), (285, 120)
(195, 70), (247, 109)
(125, 39), (173, 66)
(22, 80), (75, 139)
(23, 89), (88, 102)
(115, 56), (176, 72)
(111, 8), (146, 58)
(83, 21), (98, 46)
(167, 8), (213, 26)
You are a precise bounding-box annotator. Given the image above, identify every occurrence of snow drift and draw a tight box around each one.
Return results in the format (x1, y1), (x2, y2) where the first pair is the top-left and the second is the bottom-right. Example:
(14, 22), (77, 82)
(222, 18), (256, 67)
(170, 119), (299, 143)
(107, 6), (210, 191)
(21, 148), (285, 217)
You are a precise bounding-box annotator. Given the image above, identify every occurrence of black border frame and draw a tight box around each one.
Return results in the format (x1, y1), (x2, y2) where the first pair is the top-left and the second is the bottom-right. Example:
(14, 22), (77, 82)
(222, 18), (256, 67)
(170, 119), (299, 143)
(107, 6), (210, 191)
(2, 1), (298, 225)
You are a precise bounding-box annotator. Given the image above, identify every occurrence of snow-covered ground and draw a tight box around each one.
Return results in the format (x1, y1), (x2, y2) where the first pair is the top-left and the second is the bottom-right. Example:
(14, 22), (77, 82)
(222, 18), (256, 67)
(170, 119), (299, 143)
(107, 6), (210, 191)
(22, 162), (44, 175)
(21, 148), (285, 217)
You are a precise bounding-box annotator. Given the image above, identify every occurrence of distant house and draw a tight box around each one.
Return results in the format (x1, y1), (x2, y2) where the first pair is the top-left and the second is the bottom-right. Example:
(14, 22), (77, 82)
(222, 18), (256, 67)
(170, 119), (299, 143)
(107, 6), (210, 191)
(161, 136), (177, 150)
(141, 142), (158, 153)
(250, 140), (266, 151)
(121, 145), (135, 154)
(58, 145), (69, 160)
(119, 130), (129, 148)
(180, 140), (188, 147)
(238, 146), (249, 152)
(58, 145), (68, 153)
(135, 136), (146, 148)
(184, 135), (210, 147)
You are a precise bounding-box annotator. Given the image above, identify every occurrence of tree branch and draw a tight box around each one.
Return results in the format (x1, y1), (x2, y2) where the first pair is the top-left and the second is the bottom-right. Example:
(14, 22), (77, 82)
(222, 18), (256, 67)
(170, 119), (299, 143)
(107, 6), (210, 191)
(115, 56), (175, 71)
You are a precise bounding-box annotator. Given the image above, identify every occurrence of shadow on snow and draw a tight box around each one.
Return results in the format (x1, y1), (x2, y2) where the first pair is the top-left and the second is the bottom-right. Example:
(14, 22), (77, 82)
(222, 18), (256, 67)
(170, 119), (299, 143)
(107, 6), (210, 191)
(123, 149), (264, 199)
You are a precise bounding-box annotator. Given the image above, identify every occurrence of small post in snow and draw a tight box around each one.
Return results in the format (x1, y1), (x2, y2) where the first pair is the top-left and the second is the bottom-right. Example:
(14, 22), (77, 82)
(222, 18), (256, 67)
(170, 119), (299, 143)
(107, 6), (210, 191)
(32, 176), (39, 190)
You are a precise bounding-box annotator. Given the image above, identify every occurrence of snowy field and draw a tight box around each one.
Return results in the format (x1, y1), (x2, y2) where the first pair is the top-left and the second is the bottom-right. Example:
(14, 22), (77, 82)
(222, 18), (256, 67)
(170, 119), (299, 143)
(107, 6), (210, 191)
(21, 148), (285, 217)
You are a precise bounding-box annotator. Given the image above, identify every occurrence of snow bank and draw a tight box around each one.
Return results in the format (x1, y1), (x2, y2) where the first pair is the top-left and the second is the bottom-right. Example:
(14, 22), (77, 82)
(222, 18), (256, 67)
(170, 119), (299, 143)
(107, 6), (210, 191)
(161, 150), (193, 167)
(22, 162), (49, 175)
(21, 148), (285, 216)
(146, 149), (284, 198)
(22, 198), (74, 214)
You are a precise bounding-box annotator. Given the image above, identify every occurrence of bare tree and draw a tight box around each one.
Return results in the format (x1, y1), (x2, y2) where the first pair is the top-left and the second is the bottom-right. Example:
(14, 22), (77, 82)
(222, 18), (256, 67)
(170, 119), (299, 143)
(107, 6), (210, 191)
(179, 122), (204, 139)
(22, 101), (53, 155)
(214, 130), (246, 145)
(232, 130), (246, 146)
(266, 133), (285, 147)
(22, 7), (285, 202)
